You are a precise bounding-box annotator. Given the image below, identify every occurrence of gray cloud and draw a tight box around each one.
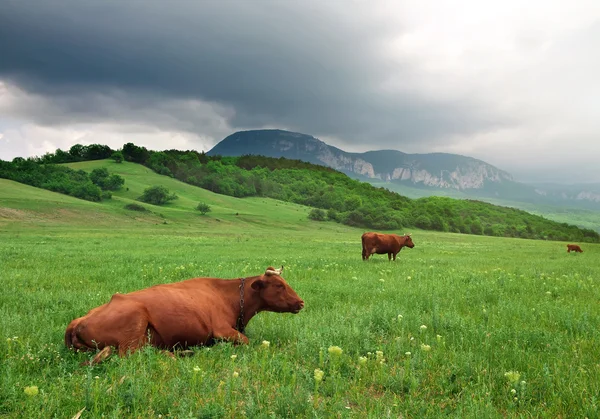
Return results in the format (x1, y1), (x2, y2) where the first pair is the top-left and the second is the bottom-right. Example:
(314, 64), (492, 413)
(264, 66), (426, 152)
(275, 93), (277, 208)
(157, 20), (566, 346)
(0, 0), (503, 147)
(0, 0), (599, 183)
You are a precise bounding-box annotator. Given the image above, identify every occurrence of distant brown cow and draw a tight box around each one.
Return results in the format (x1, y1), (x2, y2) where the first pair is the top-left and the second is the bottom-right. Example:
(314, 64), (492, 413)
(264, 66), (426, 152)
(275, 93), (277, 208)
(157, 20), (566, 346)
(567, 244), (583, 253)
(65, 266), (303, 365)
(362, 232), (415, 261)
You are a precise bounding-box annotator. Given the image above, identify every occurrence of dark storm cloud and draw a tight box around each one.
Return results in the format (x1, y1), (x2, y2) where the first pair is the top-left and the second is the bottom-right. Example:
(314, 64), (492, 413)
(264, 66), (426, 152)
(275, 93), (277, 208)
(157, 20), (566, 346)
(0, 0), (501, 146)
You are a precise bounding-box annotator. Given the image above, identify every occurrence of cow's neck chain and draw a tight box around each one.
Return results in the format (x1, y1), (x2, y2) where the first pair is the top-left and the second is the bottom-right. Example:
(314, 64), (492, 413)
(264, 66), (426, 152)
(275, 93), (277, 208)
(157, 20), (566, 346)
(236, 277), (246, 333)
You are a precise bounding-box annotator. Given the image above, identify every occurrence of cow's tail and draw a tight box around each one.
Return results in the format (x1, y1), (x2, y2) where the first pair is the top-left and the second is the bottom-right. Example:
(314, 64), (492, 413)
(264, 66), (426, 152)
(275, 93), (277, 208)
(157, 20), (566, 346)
(361, 235), (367, 260)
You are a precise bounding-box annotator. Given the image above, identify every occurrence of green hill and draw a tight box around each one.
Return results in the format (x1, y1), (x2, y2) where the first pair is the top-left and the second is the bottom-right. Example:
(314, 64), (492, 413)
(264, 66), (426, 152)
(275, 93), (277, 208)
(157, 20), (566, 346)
(2, 149), (598, 242)
(0, 159), (357, 237)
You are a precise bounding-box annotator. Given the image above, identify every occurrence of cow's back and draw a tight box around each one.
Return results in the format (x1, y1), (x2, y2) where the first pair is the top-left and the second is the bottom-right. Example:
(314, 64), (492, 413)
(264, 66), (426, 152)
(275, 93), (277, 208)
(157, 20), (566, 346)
(125, 277), (226, 316)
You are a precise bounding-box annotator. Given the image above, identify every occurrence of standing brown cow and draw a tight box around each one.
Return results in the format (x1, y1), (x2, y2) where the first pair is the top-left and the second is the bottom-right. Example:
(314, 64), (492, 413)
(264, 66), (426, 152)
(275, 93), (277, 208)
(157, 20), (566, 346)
(567, 244), (583, 253)
(361, 232), (415, 261)
(65, 266), (303, 365)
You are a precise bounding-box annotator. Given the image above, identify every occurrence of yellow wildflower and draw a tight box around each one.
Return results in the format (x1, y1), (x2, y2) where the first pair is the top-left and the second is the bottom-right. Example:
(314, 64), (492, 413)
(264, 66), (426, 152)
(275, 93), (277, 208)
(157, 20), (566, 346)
(504, 371), (521, 383)
(24, 386), (39, 396)
(314, 368), (324, 383)
(328, 346), (343, 356)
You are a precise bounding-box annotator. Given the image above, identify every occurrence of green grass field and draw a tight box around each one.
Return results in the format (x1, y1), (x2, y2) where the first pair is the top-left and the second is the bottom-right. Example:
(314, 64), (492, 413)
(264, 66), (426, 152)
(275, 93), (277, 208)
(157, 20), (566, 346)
(1, 161), (599, 418)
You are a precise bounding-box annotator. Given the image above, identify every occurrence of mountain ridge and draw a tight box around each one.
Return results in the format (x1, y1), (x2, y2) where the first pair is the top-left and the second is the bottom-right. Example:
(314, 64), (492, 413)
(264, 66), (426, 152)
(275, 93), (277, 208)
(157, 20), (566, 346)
(207, 129), (600, 210)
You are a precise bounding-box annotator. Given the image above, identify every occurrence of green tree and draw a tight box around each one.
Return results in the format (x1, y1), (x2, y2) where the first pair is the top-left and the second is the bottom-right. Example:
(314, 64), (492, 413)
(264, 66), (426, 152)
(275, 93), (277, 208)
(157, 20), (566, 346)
(111, 151), (124, 163)
(90, 168), (110, 186)
(103, 174), (125, 191)
(69, 144), (86, 160)
(196, 202), (212, 215)
(138, 185), (178, 205)
(90, 168), (124, 191)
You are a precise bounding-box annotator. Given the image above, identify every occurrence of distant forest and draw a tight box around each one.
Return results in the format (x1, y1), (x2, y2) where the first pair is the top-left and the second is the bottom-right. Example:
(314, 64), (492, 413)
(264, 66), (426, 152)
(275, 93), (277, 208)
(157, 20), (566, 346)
(1, 142), (598, 243)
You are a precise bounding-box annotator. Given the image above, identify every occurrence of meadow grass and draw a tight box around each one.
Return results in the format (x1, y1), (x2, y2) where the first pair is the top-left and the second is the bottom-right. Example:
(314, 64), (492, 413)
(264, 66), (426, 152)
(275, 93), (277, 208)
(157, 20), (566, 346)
(1, 164), (599, 418)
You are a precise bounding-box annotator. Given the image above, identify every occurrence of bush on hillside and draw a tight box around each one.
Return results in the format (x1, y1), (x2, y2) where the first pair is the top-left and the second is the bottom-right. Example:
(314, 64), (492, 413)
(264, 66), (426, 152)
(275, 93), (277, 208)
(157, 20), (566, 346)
(138, 185), (178, 205)
(90, 168), (125, 191)
(196, 202), (212, 215)
(308, 208), (326, 221)
(111, 151), (124, 163)
(124, 203), (148, 212)
(70, 182), (103, 202)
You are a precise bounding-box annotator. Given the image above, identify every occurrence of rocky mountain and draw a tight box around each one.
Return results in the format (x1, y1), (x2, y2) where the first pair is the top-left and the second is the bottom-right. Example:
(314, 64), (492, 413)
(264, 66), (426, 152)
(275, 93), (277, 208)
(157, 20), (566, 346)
(528, 182), (600, 203)
(207, 129), (600, 210)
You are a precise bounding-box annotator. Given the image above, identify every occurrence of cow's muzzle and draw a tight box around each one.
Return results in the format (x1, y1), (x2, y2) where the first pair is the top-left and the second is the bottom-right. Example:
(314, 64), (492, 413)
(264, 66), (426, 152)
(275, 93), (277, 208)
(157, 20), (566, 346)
(292, 300), (305, 314)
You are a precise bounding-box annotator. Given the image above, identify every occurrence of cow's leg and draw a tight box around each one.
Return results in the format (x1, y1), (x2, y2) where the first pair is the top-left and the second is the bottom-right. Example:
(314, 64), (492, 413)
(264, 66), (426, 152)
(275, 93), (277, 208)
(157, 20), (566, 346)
(213, 327), (250, 345)
(388, 253), (392, 261)
(72, 297), (151, 363)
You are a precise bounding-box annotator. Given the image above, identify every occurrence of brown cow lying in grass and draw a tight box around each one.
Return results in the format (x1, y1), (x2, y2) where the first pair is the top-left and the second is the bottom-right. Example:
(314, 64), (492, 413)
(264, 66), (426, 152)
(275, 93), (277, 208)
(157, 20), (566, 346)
(567, 244), (583, 253)
(361, 232), (415, 261)
(65, 266), (303, 365)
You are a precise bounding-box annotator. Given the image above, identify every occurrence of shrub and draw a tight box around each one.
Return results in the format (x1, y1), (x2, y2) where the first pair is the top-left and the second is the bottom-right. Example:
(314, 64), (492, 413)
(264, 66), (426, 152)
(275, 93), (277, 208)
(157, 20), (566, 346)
(71, 182), (102, 202)
(103, 174), (125, 190)
(124, 203), (148, 212)
(196, 202), (212, 215)
(111, 151), (124, 163)
(138, 185), (178, 205)
(90, 168), (125, 191)
(326, 208), (339, 222)
(308, 208), (326, 221)
(90, 168), (110, 185)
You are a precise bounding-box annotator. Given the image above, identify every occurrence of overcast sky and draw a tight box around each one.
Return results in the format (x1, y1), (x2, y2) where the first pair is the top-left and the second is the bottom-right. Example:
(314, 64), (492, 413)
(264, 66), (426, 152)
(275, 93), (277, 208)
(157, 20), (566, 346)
(1, 0), (599, 183)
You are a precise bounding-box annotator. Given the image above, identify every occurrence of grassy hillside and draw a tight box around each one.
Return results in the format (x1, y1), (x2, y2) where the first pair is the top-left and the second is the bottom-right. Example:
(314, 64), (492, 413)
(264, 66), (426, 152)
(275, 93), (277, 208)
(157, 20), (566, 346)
(1, 167), (600, 417)
(371, 180), (600, 232)
(62, 159), (329, 232)
(1, 159), (357, 236)
(5, 149), (597, 242)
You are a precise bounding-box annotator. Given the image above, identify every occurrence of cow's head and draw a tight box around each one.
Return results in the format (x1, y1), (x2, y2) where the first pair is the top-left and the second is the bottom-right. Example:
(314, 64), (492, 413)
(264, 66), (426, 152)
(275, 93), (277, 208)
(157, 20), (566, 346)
(251, 266), (304, 314)
(403, 233), (415, 248)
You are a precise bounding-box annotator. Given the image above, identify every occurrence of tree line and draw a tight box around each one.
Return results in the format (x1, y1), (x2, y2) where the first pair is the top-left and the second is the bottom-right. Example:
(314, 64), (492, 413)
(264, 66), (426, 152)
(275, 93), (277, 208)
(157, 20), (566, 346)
(0, 158), (124, 202)
(1, 142), (598, 243)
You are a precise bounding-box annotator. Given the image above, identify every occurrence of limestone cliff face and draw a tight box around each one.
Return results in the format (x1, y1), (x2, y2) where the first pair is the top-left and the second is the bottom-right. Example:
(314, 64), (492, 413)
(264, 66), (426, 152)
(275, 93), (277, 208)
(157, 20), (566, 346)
(313, 146), (512, 190)
(317, 151), (376, 178)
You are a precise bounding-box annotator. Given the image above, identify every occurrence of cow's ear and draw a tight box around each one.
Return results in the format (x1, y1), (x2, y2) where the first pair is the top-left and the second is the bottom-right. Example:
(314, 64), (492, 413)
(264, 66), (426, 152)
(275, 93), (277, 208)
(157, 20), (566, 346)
(251, 279), (265, 290)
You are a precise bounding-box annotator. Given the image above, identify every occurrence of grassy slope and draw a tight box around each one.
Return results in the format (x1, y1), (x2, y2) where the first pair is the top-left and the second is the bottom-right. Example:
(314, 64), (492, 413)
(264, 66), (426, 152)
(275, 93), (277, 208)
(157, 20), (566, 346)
(1, 159), (353, 235)
(1, 161), (599, 418)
